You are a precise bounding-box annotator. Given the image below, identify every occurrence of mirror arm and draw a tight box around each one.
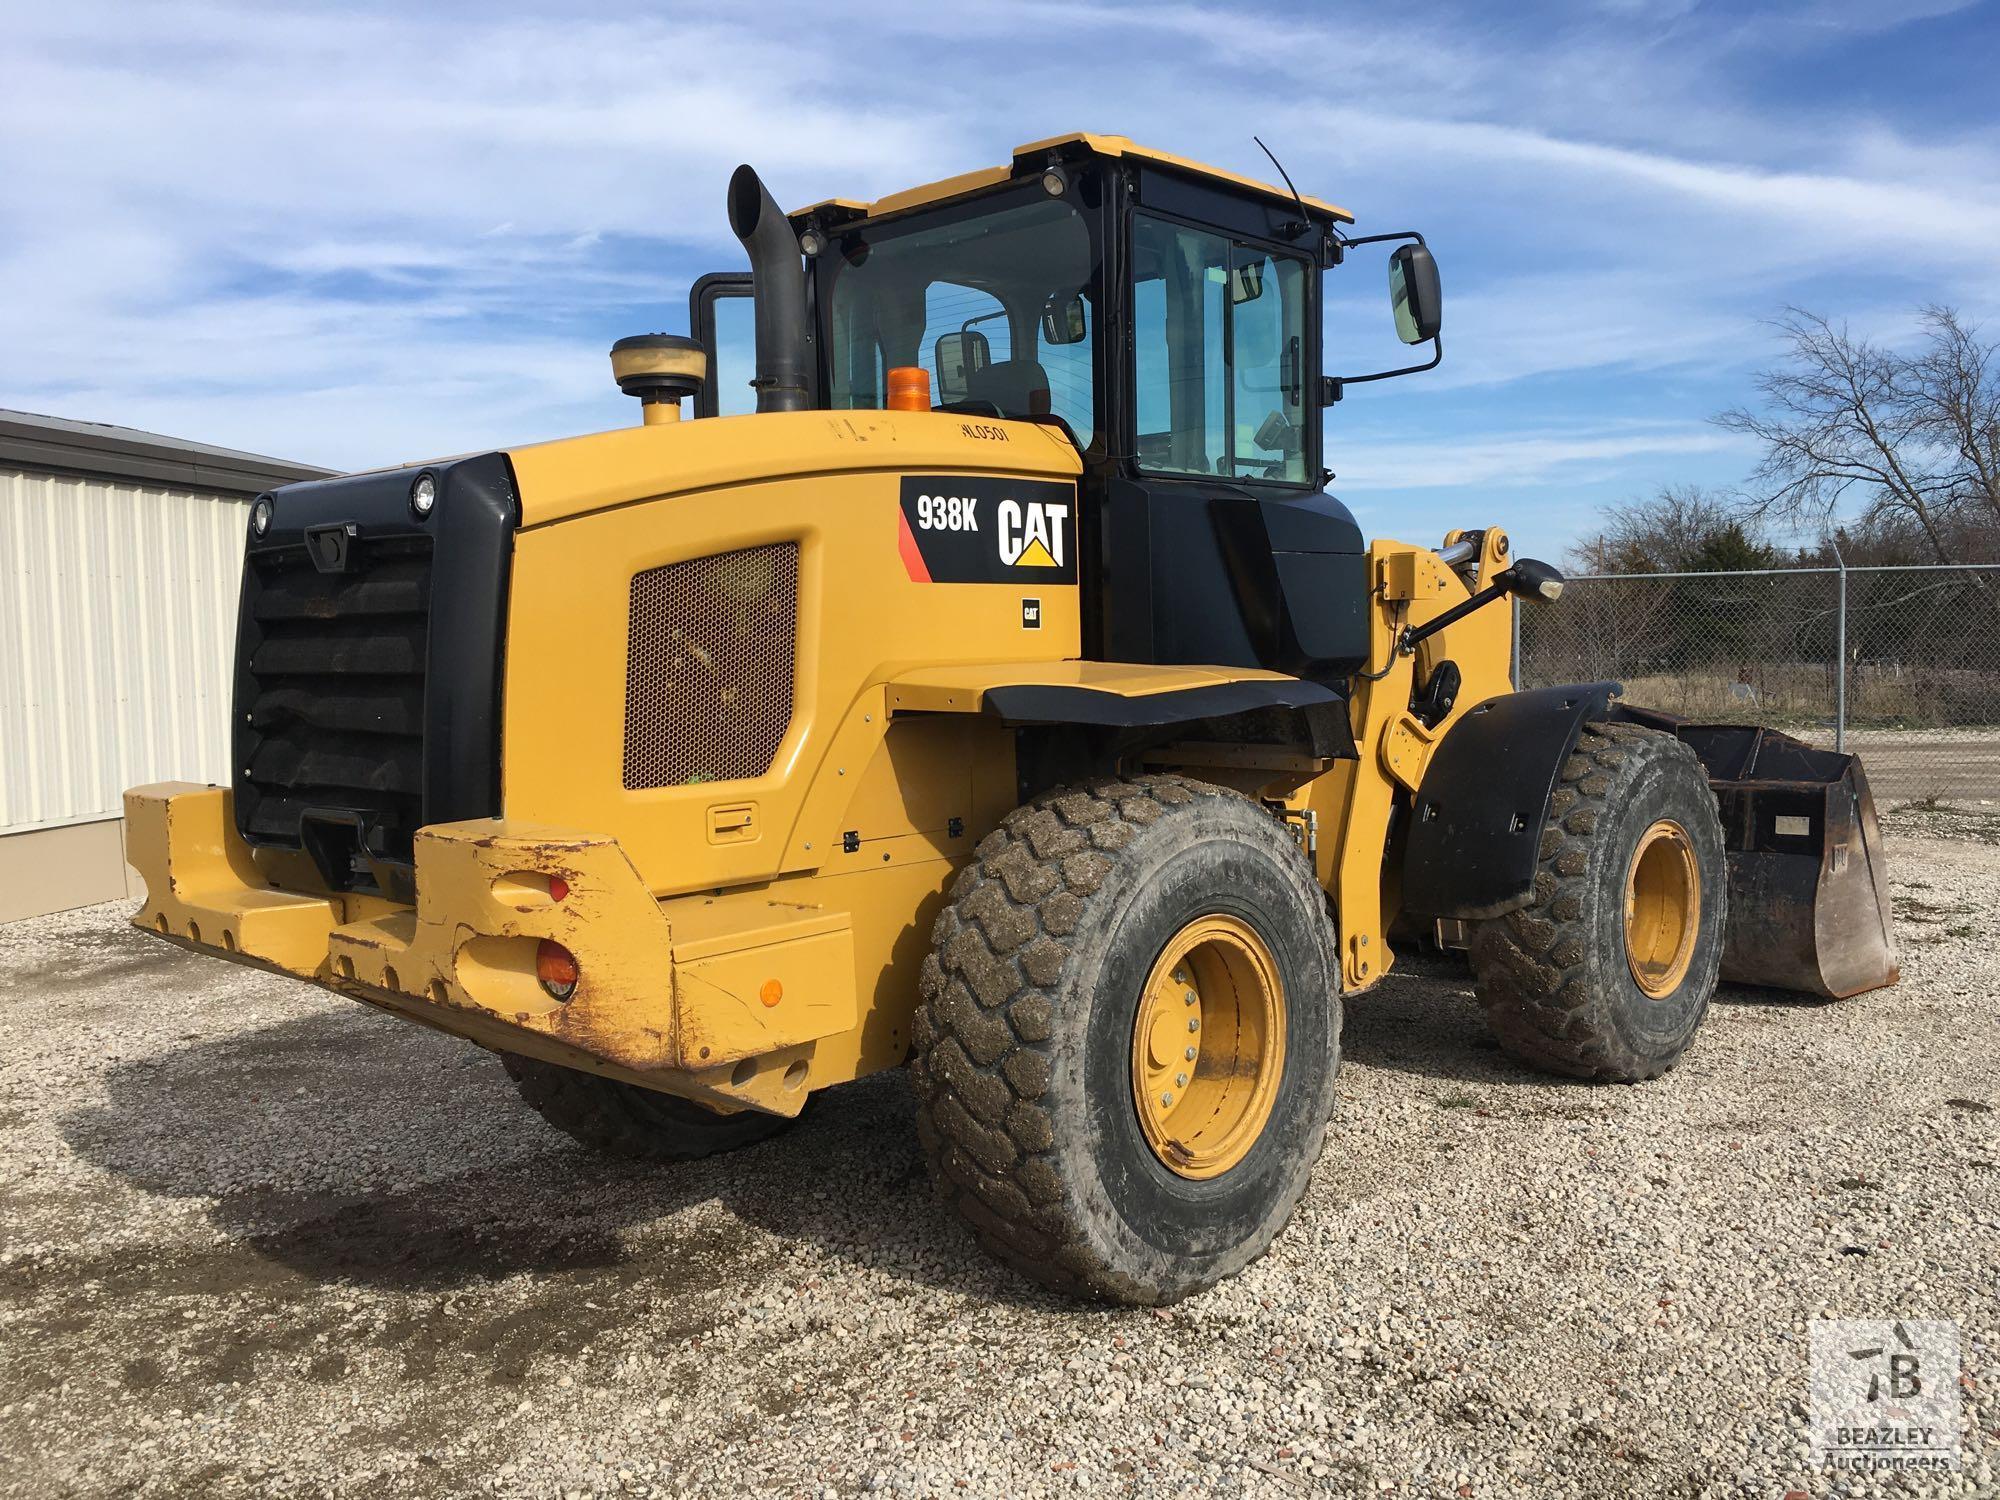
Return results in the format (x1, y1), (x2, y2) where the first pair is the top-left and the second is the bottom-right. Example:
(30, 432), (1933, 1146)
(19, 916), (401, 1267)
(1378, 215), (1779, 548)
(1338, 229), (1429, 251)
(1324, 228), (1439, 402)
(1323, 335), (1443, 403)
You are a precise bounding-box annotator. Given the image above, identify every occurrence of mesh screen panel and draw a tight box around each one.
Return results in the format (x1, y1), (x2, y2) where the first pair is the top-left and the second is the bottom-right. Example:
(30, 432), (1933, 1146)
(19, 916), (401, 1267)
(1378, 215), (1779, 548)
(622, 543), (800, 790)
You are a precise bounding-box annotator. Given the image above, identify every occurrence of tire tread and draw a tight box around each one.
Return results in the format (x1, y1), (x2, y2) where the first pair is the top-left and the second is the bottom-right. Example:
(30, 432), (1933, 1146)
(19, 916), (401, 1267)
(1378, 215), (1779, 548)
(911, 773), (1331, 1303)
(1467, 721), (1718, 1082)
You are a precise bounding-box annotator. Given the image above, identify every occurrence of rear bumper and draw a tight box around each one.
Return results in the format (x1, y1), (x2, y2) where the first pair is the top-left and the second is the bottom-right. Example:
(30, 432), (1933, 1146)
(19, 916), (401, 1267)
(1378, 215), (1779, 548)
(123, 782), (855, 1115)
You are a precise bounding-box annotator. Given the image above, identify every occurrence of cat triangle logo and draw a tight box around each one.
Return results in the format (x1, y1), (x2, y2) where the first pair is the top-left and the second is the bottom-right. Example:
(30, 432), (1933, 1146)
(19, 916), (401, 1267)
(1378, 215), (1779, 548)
(996, 497), (1069, 570)
(1014, 537), (1058, 569)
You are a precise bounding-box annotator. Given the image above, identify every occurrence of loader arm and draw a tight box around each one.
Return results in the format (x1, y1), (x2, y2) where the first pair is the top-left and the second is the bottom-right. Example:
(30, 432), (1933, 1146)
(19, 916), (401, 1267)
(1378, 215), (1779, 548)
(1284, 528), (1521, 991)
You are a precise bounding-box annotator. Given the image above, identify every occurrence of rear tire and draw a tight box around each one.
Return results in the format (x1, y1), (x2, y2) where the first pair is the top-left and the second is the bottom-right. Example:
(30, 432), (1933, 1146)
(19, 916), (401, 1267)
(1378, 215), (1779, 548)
(502, 1055), (798, 1161)
(1468, 721), (1726, 1082)
(910, 775), (1341, 1305)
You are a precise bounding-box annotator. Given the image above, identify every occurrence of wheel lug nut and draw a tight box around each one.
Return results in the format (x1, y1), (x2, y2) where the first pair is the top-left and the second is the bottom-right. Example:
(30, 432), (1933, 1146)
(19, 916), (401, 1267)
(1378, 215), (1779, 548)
(1184, 1047), (1197, 1061)
(1175, 1072), (1188, 1087)
(1187, 1017), (1199, 1032)
(1160, 1092), (1173, 1107)
(1183, 990), (1196, 1006)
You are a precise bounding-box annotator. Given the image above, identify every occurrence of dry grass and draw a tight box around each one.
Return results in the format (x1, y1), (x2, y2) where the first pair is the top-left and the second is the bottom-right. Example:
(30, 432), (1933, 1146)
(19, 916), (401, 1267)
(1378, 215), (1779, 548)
(1533, 662), (2000, 733)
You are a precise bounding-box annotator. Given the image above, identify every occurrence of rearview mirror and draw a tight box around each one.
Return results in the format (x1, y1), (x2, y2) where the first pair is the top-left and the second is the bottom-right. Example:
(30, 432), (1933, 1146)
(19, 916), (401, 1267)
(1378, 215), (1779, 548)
(1252, 409), (1302, 456)
(1388, 243), (1442, 344)
(1040, 291), (1088, 346)
(1229, 261), (1265, 305)
(934, 329), (992, 404)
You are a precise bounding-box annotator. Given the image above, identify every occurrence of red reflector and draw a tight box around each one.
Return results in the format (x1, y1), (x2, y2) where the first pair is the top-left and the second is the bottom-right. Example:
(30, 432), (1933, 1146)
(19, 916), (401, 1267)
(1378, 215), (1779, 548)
(548, 875), (569, 902)
(536, 939), (579, 1001)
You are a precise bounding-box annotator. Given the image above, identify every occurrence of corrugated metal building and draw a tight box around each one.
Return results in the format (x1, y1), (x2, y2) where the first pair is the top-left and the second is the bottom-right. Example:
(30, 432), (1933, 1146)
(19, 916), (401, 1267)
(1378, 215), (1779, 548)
(0, 410), (329, 922)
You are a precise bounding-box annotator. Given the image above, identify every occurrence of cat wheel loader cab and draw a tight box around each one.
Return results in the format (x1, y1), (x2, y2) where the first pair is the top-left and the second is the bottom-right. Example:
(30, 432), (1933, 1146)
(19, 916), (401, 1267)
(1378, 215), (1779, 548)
(126, 132), (1898, 1306)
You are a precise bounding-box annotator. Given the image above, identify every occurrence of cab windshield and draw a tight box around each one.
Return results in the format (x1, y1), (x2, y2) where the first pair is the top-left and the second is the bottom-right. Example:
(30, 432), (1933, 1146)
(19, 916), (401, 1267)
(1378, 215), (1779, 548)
(825, 194), (1097, 444)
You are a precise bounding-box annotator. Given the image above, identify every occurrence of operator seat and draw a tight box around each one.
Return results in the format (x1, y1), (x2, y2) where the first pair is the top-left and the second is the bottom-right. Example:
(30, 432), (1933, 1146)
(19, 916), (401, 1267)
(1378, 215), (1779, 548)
(965, 358), (1052, 419)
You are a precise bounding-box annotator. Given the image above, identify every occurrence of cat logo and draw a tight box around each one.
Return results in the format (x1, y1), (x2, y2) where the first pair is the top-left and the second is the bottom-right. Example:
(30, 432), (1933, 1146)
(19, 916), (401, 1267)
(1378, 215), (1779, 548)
(997, 498), (1069, 570)
(897, 475), (1077, 585)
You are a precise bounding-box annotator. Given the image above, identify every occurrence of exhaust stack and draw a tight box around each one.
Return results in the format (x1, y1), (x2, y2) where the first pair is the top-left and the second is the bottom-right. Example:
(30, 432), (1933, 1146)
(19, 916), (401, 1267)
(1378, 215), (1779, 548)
(727, 164), (811, 414)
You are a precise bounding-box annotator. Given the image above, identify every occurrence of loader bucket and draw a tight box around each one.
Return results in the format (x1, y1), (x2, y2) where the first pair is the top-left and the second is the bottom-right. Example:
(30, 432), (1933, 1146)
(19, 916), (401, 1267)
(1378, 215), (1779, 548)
(1613, 709), (1900, 999)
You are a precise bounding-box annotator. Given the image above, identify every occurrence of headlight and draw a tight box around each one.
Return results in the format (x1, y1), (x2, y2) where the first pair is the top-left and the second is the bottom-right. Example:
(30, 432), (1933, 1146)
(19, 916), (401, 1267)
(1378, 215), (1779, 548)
(250, 496), (273, 537)
(409, 471), (437, 518)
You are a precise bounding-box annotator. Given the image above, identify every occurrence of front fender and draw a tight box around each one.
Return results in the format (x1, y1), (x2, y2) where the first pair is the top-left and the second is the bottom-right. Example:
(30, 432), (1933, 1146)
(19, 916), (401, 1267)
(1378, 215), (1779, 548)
(1400, 682), (1620, 921)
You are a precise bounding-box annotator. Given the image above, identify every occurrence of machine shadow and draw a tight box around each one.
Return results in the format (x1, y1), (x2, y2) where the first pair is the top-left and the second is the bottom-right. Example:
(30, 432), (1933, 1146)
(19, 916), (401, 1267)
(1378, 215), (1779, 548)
(1344, 952), (1820, 1082)
(59, 1004), (1041, 1304)
(1709, 981), (1841, 1010)
(1338, 950), (1576, 1089)
(57, 914), (1620, 1306)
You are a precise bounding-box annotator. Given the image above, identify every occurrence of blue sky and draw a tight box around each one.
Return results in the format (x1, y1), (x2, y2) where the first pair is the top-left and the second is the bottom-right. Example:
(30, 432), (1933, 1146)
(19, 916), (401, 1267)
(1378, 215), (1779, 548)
(4, 0), (1998, 562)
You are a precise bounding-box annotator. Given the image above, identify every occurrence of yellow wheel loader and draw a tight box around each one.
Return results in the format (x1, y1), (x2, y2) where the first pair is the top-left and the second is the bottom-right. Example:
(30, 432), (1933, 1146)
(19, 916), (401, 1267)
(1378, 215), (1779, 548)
(126, 134), (1898, 1304)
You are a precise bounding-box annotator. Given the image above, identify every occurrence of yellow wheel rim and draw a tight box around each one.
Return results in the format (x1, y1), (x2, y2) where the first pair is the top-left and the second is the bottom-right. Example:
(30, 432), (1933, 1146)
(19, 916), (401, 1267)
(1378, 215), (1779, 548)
(1131, 915), (1286, 1180)
(1625, 819), (1700, 999)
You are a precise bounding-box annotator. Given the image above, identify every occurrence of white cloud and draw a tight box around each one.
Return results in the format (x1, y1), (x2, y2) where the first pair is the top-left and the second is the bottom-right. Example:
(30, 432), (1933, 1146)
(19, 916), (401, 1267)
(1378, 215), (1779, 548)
(1, 0), (1996, 540)
(1333, 422), (1747, 491)
(1359, 116), (2000, 263)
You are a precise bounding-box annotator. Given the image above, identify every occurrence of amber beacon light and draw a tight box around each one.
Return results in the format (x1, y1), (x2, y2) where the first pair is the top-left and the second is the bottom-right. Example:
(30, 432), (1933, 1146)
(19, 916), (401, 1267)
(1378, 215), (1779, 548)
(886, 366), (931, 412)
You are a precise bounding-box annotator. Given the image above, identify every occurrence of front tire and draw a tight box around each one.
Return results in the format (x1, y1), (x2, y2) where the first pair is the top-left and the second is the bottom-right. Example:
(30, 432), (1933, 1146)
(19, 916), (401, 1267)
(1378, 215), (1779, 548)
(1468, 721), (1727, 1082)
(910, 776), (1341, 1305)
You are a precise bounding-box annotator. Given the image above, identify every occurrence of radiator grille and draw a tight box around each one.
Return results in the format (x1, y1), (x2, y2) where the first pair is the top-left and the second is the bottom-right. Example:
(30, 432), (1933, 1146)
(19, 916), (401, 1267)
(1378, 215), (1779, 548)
(237, 536), (432, 859)
(623, 543), (800, 790)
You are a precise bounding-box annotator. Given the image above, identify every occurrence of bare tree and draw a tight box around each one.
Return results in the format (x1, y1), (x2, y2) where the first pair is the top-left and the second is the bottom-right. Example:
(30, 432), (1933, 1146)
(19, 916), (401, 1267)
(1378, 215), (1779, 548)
(1568, 484), (1776, 574)
(1908, 307), (2000, 538)
(1717, 307), (2000, 563)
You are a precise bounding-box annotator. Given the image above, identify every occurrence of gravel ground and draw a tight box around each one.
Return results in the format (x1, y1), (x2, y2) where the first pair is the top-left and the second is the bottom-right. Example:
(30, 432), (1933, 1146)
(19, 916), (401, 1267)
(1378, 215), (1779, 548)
(1, 831), (1994, 1500)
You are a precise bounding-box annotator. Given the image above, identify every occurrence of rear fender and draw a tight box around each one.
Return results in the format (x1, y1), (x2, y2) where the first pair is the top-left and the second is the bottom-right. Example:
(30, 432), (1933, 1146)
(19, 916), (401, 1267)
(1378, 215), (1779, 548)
(885, 660), (1348, 734)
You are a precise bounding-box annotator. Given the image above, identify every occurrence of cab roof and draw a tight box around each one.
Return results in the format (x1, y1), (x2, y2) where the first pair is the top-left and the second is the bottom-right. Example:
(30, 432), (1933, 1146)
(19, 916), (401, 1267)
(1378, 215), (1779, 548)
(791, 132), (1353, 227)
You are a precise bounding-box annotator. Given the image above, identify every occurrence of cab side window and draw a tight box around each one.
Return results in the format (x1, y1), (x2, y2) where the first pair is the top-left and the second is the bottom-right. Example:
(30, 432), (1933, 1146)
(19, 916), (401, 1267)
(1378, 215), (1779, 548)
(1133, 218), (1226, 473)
(1132, 214), (1308, 483)
(710, 294), (759, 417)
(1231, 251), (1307, 479)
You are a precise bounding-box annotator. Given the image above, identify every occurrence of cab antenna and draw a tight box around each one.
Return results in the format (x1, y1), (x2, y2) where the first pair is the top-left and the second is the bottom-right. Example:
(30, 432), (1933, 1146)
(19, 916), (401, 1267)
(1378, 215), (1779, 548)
(1253, 135), (1310, 239)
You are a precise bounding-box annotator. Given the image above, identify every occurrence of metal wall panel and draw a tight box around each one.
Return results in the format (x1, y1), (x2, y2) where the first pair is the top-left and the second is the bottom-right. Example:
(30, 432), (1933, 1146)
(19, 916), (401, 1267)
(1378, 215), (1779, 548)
(0, 465), (244, 832)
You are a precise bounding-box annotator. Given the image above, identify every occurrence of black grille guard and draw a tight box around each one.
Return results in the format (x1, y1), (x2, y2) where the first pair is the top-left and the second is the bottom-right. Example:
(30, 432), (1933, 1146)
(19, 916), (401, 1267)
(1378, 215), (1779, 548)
(232, 451), (518, 888)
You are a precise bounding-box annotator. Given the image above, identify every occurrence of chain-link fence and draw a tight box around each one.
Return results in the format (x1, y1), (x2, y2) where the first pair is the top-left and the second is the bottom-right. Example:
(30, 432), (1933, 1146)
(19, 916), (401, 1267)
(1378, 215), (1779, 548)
(1516, 564), (2000, 808)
